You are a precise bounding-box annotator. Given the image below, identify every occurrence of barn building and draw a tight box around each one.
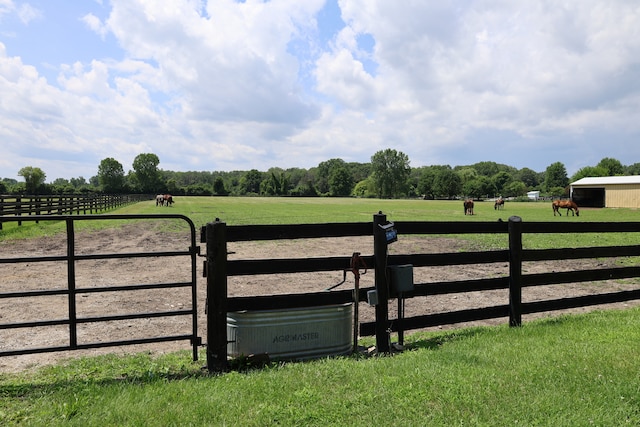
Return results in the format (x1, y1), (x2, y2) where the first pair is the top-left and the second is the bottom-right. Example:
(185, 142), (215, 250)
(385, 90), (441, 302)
(570, 176), (640, 208)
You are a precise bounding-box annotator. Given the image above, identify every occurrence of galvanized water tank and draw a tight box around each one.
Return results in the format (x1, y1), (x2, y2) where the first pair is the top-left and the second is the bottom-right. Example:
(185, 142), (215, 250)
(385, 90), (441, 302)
(227, 303), (353, 360)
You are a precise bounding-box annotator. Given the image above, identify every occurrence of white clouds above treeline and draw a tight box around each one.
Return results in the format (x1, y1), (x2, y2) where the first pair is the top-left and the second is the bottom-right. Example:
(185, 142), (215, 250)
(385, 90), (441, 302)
(1, 0), (639, 180)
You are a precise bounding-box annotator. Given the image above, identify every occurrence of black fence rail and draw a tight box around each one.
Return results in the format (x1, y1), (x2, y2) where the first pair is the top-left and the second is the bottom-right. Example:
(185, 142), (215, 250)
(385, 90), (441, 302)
(0, 194), (150, 229)
(203, 214), (640, 371)
(0, 214), (201, 361)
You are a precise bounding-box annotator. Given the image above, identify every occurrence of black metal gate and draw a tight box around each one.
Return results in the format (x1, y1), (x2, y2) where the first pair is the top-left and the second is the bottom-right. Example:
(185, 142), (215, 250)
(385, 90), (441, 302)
(0, 214), (201, 361)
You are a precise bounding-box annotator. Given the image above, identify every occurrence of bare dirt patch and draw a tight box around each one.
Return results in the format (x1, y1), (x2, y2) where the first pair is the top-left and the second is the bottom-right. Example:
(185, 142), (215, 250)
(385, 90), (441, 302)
(1, 222), (639, 373)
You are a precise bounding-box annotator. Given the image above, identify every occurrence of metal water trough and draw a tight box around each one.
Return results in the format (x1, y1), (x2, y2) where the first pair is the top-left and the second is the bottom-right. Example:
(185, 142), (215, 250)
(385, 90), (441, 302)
(227, 303), (353, 360)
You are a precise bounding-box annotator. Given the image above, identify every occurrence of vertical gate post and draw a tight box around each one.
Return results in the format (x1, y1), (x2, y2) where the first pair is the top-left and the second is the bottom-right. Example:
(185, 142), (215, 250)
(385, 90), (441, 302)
(206, 218), (229, 372)
(66, 218), (78, 348)
(373, 212), (391, 353)
(508, 216), (523, 327)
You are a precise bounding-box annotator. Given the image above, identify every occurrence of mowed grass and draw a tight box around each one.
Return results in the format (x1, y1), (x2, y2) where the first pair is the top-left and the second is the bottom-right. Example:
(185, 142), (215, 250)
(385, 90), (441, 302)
(2, 197), (640, 425)
(4, 196), (640, 249)
(1, 308), (640, 426)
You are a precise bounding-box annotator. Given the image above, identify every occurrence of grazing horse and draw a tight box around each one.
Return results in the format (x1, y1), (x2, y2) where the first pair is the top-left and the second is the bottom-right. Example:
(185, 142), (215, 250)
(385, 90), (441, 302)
(156, 194), (165, 206)
(163, 194), (174, 206)
(494, 198), (504, 210)
(464, 199), (474, 215)
(552, 200), (579, 216)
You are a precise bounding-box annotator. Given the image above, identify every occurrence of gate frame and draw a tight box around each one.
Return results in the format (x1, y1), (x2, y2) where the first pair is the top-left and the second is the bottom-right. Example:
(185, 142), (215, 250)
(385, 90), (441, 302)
(0, 214), (201, 361)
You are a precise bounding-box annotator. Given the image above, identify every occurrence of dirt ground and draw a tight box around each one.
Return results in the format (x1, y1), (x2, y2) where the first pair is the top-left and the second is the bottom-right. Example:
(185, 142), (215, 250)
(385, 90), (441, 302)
(1, 222), (639, 373)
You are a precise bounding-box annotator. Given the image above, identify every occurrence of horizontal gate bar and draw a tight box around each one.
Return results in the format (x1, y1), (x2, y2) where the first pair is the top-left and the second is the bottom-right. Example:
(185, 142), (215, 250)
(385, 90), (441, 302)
(0, 334), (196, 358)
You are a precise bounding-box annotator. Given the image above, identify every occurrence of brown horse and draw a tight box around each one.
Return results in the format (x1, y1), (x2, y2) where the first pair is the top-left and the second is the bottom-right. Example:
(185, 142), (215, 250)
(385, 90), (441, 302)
(494, 198), (504, 210)
(163, 194), (174, 206)
(552, 200), (579, 216)
(464, 199), (474, 215)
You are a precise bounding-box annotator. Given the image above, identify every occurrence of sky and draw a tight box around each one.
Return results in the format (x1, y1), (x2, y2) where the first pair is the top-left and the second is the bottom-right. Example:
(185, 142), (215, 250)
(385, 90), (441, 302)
(1, 0), (640, 182)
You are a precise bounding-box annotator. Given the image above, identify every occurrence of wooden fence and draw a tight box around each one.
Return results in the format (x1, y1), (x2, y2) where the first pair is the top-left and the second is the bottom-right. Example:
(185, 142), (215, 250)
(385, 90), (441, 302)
(203, 213), (640, 371)
(0, 194), (149, 229)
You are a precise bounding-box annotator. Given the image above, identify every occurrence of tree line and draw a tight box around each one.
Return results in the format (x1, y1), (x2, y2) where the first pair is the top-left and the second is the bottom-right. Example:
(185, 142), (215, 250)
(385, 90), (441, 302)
(2, 151), (638, 200)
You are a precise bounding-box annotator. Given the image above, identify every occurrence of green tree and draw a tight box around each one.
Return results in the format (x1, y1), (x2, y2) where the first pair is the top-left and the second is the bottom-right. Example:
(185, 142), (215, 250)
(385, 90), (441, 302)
(166, 178), (179, 195)
(456, 167), (479, 187)
(597, 157), (624, 176)
(186, 183), (211, 196)
(290, 170), (318, 197)
(570, 166), (608, 182)
(132, 153), (162, 193)
(97, 158), (125, 193)
(503, 180), (527, 198)
(316, 159), (347, 195)
(625, 163), (640, 175)
(543, 162), (569, 192)
(352, 177), (376, 198)
(239, 169), (263, 195)
(262, 171), (283, 196)
(328, 166), (353, 196)
(260, 168), (290, 196)
(433, 167), (461, 199)
(70, 177), (87, 188)
(416, 168), (435, 199)
(347, 162), (371, 183)
(516, 167), (541, 188)
(213, 177), (227, 195)
(370, 149), (411, 198)
(461, 176), (493, 199)
(491, 171), (512, 196)
(18, 166), (46, 194)
(468, 161), (500, 177)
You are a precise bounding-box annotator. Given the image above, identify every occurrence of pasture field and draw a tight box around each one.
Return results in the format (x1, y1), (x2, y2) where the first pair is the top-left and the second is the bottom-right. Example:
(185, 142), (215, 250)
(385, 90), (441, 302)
(2, 196), (640, 250)
(2, 197), (640, 424)
(118, 195), (639, 225)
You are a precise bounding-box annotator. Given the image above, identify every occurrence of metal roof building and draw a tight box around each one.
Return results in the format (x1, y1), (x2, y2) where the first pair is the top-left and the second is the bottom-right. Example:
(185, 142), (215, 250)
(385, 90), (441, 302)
(570, 176), (640, 208)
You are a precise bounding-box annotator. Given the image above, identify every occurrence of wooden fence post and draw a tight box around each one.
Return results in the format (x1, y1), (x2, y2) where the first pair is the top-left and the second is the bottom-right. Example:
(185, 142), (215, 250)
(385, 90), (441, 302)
(206, 218), (229, 372)
(508, 216), (523, 327)
(16, 196), (22, 226)
(373, 212), (391, 353)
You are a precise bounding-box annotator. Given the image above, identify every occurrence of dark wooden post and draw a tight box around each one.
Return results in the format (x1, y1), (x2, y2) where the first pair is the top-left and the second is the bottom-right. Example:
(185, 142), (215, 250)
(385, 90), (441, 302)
(373, 212), (390, 353)
(508, 216), (523, 327)
(66, 218), (78, 348)
(16, 196), (22, 226)
(205, 218), (229, 372)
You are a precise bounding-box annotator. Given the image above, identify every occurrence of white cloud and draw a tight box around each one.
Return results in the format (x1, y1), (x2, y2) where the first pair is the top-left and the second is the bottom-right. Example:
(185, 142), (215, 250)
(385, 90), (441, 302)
(1, 1), (640, 180)
(16, 2), (41, 24)
(81, 13), (108, 39)
(0, 0), (14, 18)
(102, 0), (325, 128)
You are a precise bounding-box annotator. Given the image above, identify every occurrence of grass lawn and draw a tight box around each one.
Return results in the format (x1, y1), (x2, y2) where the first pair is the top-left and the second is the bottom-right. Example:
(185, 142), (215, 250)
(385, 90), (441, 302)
(1, 308), (639, 426)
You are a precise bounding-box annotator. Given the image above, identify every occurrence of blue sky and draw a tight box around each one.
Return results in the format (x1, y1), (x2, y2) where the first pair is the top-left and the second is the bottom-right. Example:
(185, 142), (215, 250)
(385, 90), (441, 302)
(1, 0), (640, 181)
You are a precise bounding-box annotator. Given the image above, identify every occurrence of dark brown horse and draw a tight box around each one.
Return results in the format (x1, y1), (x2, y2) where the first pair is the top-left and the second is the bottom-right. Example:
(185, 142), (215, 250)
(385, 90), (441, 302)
(464, 199), (474, 215)
(494, 198), (504, 210)
(163, 194), (174, 206)
(552, 200), (579, 216)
